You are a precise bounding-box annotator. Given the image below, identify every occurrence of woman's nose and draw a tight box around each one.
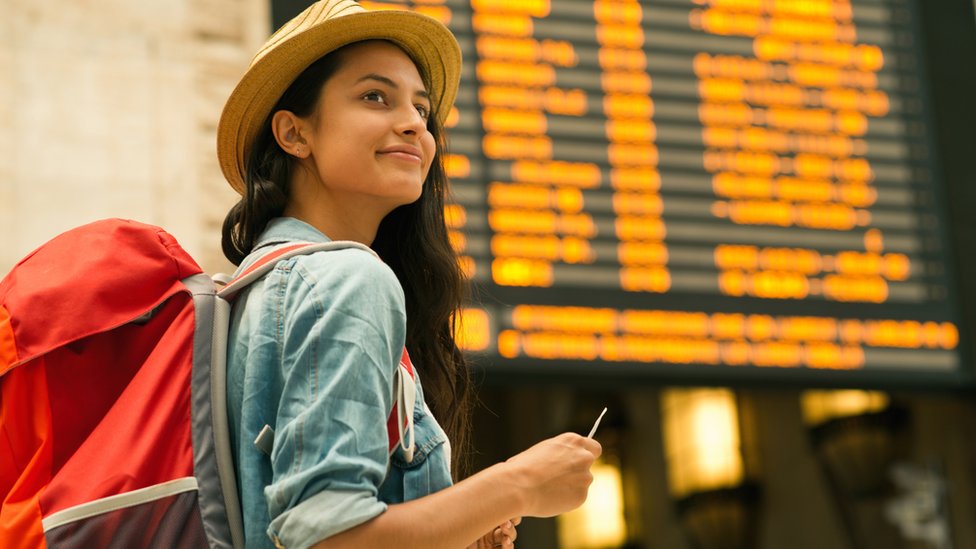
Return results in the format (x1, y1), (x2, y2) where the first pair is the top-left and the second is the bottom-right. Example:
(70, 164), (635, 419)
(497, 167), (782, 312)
(395, 105), (427, 136)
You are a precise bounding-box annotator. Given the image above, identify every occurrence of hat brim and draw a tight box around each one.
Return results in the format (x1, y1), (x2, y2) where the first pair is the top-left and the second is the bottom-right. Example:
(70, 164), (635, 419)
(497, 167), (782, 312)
(216, 10), (461, 195)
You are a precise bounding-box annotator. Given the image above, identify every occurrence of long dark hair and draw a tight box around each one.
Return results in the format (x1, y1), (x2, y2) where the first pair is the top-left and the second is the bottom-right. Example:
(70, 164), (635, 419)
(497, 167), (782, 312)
(221, 42), (473, 476)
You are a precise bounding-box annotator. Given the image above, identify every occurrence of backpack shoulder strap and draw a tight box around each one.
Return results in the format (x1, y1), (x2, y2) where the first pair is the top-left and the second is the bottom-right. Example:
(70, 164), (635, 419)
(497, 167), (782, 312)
(216, 241), (376, 301)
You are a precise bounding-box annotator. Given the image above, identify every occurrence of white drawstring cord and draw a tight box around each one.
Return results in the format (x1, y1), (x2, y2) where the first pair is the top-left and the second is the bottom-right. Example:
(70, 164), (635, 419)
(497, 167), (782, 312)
(395, 362), (416, 462)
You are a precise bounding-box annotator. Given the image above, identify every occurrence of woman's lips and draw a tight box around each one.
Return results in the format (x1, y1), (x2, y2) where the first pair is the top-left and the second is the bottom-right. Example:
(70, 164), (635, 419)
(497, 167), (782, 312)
(378, 145), (422, 163)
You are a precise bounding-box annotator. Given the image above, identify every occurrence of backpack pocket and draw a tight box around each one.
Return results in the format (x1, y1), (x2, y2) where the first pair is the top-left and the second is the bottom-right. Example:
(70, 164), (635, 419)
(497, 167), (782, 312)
(42, 478), (209, 548)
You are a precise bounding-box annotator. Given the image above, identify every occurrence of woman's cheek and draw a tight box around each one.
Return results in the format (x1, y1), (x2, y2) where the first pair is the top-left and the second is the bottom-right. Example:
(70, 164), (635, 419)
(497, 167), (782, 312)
(422, 134), (436, 176)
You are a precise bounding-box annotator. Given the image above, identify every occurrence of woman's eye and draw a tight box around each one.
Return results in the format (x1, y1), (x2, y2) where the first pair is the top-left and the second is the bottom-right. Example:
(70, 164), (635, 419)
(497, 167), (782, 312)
(416, 104), (430, 120)
(364, 91), (386, 103)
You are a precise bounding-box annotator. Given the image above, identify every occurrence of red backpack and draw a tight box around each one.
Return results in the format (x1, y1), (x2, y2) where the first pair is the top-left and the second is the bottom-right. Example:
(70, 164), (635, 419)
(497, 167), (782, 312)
(0, 218), (416, 548)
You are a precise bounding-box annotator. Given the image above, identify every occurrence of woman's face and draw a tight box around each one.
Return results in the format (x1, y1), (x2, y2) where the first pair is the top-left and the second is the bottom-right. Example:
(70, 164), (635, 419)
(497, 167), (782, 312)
(304, 40), (435, 216)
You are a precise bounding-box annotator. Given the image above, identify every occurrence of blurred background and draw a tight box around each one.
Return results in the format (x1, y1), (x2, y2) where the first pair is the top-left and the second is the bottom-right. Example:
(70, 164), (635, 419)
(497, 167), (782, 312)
(3, 0), (976, 547)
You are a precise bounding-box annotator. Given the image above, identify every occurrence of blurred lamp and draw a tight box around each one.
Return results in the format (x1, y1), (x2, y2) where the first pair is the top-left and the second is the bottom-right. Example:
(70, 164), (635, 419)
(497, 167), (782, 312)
(801, 389), (889, 426)
(662, 388), (744, 497)
(661, 387), (758, 549)
(801, 389), (905, 497)
(557, 455), (627, 549)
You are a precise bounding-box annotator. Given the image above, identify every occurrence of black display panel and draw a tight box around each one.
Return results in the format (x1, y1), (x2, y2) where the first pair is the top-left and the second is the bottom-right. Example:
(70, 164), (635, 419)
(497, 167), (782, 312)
(275, 0), (976, 388)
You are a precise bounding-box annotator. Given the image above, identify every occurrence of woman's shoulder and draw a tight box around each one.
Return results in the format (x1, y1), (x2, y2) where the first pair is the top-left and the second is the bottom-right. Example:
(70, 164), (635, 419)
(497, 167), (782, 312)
(290, 247), (405, 308)
(294, 245), (394, 279)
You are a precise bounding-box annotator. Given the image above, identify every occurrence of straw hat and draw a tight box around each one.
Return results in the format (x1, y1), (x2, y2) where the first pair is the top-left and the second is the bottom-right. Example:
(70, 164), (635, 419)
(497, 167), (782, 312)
(216, 0), (461, 194)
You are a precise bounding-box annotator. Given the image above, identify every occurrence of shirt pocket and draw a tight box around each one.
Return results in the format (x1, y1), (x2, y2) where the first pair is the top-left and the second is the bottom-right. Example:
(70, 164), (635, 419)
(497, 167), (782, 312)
(388, 403), (453, 500)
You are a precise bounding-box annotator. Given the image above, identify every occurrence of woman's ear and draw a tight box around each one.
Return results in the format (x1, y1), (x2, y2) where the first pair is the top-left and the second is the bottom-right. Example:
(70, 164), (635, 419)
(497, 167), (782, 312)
(271, 110), (311, 159)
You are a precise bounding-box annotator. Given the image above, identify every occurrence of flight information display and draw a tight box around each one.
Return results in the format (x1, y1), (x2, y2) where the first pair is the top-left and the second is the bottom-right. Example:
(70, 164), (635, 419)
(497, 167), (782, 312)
(352, 0), (963, 384)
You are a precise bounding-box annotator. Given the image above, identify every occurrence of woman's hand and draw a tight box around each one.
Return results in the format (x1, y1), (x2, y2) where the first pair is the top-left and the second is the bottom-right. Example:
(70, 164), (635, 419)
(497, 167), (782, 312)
(467, 518), (521, 549)
(503, 433), (602, 518)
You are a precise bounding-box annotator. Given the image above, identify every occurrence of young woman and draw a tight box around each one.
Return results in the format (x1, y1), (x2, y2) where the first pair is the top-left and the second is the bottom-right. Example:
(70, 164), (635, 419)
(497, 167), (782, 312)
(216, 2), (601, 548)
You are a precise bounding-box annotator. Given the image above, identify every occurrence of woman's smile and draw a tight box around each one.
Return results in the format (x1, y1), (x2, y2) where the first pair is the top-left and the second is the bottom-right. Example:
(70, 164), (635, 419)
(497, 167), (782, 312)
(377, 143), (423, 164)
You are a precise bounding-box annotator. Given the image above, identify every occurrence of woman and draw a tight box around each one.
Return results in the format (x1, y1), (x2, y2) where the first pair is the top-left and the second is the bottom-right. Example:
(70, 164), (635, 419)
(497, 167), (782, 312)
(217, 2), (601, 548)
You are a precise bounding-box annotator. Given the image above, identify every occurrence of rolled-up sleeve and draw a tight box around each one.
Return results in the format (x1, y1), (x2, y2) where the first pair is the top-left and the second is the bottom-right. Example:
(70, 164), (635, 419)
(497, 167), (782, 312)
(264, 249), (406, 549)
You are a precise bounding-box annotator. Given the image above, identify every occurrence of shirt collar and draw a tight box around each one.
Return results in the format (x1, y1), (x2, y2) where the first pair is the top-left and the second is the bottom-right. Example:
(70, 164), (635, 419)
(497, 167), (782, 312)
(254, 217), (332, 250)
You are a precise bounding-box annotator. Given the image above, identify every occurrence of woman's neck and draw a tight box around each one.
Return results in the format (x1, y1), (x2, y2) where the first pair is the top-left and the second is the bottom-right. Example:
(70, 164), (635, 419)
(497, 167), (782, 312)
(283, 170), (389, 245)
(282, 198), (382, 245)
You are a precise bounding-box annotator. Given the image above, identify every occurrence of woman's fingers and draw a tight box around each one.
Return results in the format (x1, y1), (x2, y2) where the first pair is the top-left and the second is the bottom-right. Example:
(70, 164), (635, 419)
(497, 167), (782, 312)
(491, 519), (518, 547)
(505, 433), (602, 517)
(502, 519), (517, 542)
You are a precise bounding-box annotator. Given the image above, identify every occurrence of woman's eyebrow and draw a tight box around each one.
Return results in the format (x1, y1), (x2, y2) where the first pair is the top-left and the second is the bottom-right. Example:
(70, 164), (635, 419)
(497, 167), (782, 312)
(355, 73), (429, 99)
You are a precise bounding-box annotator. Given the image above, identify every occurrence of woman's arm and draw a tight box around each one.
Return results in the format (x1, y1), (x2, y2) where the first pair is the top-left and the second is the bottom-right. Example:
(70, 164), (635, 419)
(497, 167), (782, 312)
(312, 433), (601, 549)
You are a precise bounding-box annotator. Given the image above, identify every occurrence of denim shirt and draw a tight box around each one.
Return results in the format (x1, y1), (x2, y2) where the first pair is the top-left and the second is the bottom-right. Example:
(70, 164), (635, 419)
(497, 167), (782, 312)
(226, 217), (453, 549)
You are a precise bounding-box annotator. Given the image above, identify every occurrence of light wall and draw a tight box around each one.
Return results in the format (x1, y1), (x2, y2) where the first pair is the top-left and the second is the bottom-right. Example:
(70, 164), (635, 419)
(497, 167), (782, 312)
(1, 0), (269, 275)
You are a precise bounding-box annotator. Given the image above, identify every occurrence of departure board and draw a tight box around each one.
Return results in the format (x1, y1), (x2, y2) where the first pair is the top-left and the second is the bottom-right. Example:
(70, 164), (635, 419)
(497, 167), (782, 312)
(286, 0), (971, 385)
